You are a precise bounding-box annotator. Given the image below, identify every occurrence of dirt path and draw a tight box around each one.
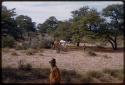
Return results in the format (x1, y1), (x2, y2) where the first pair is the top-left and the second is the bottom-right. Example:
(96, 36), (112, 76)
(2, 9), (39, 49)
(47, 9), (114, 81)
(2, 48), (123, 74)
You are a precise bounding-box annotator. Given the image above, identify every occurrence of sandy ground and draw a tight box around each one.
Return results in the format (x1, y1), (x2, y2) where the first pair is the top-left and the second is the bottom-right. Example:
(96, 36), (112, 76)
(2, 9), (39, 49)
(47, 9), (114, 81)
(2, 46), (123, 74)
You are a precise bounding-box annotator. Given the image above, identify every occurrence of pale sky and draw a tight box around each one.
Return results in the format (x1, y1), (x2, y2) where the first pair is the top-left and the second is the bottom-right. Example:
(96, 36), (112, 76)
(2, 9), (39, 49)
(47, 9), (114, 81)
(2, 1), (123, 25)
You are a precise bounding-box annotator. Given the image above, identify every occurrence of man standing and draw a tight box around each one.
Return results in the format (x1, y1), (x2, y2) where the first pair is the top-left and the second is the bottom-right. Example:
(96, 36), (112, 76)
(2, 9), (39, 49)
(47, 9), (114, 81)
(53, 39), (61, 53)
(49, 58), (61, 85)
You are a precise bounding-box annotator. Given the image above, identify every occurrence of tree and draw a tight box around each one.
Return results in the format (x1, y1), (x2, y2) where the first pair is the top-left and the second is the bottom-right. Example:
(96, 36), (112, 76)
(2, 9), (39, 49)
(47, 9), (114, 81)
(15, 15), (36, 39)
(71, 6), (101, 46)
(54, 21), (72, 41)
(15, 15), (36, 48)
(37, 16), (58, 34)
(101, 4), (124, 50)
(2, 6), (22, 40)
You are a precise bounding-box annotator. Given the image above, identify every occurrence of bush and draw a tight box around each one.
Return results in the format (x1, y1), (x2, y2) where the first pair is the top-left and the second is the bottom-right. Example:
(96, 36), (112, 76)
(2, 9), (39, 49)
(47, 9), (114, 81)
(86, 71), (104, 78)
(81, 75), (93, 83)
(2, 35), (15, 48)
(2, 48), (10, 52)
(25, 49), (37, 55)
(103, 69), (123, 80)
(39, 39), (53, 49)
(11, 51), (19, 56)
(88, 51), (97, 56)
(18, 60), (32, 71)
(103, 55), (111, 58)
(96, 45), (105, 49)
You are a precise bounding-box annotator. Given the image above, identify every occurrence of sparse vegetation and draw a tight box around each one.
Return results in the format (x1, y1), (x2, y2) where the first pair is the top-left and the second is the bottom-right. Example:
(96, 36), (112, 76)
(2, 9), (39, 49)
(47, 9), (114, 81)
(2, 68), (49, 83)
(25, 49), (38, 55)
(88, 51), (97, 56)
(11, 51), (19, 56)
(15, 44), (25, 50)
(96, 45), (105, 49)
(2, 48), (10, 52)
(2, 36), (15, 48)
(86, 70), (104, 78)
(39, 53), (44, 56)
(2, 68), (123, 83)
(103, 68), (123, 80)
(18, 60), (32, 71)
(103, 54), (111, 58)
(2, 3), (123, 84)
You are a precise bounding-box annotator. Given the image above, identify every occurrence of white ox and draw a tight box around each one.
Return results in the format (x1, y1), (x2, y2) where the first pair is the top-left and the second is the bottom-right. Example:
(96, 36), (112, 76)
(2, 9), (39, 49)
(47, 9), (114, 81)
(60, 40), (68, 51)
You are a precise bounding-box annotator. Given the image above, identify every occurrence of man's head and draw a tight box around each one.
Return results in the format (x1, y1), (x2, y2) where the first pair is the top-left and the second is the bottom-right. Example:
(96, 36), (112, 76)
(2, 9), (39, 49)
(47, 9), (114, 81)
(49, 58), (56, 67)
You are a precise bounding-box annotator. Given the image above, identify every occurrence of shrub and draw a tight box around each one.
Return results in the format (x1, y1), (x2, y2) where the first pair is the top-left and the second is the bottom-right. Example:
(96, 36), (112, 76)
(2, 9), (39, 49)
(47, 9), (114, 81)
(11, 51), (19, 56)
(2, 67), (50, 82)
(88, 51), (97, 56)
(103, 69), (123, 80)
(98, 74), (113, 82)
(86, 71), (104, 78)
(81, 75), (93, 83)
(25, 49), (37, 55)
(96, 45), (105, 49)
(18, 60), (32, 71)
(103, 55), (111, 58)
(39, 39), (53, 49)
(39, 53), (44, 56)
(2, 35), (15, 48)
(15, 44), (26, 50)
(2, 48), (10, 52)
(61, 69), (82, 83)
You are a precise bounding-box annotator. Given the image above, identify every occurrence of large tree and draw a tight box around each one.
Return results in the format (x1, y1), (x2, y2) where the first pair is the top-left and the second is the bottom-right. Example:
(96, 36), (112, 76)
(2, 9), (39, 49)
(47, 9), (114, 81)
(2, 6), (22, 39)
(100, 4), (124, 50)
(37, 16), (58, 34)
(54, 21), (72, 41)
(71, 6), (101, 46)
(15, 15), (36, 39)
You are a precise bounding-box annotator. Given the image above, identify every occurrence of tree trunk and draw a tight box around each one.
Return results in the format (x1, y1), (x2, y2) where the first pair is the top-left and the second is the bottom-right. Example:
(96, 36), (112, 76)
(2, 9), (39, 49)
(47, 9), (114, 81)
(77, 42), (80, 47)
(108, 36), (117, 50)
(114, 36), (117, 50)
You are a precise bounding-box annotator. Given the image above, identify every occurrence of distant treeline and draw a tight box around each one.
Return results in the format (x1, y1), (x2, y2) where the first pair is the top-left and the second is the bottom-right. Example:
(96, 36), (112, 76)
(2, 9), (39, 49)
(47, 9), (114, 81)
(1, 4), (124, 50)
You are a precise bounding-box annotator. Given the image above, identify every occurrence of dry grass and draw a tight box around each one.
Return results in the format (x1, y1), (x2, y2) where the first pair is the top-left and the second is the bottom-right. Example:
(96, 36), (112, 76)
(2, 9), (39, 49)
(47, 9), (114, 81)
(11, 51), (19, 56)
(2, 67), (49, 83)
(2, 45), (123, 83)
(2, 67), (123, 83)
(2, 48), (10, 52)
(39, 53), (44, 56)
(88, 51), (97, 56)
(86, 70), (104, 78)
(18, 62), (32, 71)
(103, 54), (111, 58)
(103, 68), (123, 80)
(38, 49), (44, 52)
(25, 49), (38, 55)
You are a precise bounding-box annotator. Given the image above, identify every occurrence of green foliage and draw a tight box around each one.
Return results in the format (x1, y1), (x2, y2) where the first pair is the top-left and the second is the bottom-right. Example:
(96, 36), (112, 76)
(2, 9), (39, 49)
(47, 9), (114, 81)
(2, 6), (22, 39)
(54, 21), (72, 40)
(71, 6), (101, 45)
(2, 35), (15, 48)
(16, 15), (36, 32)
(100, 4), (123, 50)
(37, 16), (58, 34)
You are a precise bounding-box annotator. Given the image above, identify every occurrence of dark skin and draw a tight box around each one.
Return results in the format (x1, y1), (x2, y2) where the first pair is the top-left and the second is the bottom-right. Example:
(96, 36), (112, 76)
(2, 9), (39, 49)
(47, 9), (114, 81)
(50, 63), (56, 68)
(49, 60), (61, 85)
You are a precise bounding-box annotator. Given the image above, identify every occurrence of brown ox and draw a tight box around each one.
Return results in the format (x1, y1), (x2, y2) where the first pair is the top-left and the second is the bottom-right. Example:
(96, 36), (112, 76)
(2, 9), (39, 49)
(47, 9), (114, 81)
(53, 40), (61, 53)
